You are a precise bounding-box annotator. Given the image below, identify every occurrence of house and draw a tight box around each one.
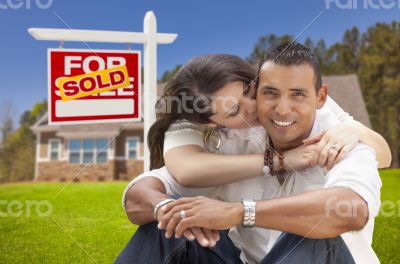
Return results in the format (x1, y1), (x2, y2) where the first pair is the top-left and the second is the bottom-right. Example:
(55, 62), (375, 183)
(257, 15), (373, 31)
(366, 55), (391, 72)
(31, 83), (165, 182)
(32, 75), (371, 181)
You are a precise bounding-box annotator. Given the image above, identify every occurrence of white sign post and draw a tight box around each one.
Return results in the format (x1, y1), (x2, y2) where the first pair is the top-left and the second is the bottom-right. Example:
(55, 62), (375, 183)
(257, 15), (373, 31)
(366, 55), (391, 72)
(28, 11), (177, 172)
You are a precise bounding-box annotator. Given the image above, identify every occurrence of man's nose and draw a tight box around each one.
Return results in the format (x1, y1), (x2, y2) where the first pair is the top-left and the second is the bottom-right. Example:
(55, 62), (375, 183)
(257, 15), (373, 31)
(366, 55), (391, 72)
(275, 98), (291, 116)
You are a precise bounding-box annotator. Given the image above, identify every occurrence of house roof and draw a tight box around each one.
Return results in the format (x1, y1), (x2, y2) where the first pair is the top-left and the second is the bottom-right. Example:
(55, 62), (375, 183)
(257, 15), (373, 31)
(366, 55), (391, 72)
(322, 74), (371, 128)
(32, 75), (371, 135)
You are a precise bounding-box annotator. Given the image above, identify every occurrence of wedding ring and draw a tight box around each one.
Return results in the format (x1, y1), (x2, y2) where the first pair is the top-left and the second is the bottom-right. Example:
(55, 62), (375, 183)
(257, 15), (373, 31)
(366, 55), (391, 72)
(330, 144), (339, 151)
(180, 210), (186, 219)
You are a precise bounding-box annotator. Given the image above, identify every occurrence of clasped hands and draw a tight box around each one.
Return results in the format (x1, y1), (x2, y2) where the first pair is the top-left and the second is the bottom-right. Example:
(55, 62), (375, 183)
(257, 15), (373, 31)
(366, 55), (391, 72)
(156, 196), (242, 248)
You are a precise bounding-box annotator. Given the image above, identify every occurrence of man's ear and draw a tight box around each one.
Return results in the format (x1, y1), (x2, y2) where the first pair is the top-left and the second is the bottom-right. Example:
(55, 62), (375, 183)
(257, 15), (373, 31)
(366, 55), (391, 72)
(317, 84), (328, 109)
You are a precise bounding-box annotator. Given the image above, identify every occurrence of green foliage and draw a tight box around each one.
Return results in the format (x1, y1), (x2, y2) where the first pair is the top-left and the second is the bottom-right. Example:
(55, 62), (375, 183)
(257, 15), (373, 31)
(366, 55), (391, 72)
(0, 100), (47, 182)
(159, 64), (182, 83)
(358, 22), (400, 167)
(246, 34), (293, 65)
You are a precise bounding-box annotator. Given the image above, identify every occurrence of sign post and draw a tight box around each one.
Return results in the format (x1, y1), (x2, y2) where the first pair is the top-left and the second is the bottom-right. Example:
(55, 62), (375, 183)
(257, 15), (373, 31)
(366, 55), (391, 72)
(28, 11), (177, 172)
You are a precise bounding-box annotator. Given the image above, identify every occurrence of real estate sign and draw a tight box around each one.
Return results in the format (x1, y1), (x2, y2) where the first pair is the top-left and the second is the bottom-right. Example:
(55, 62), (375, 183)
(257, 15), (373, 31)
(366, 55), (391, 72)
(48, 49), (141, 124)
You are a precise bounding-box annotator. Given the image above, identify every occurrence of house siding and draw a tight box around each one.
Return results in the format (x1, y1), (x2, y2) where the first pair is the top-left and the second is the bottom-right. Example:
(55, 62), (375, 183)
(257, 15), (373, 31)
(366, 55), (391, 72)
(115, 130), (144, 158)
(39, 132), (63, 159)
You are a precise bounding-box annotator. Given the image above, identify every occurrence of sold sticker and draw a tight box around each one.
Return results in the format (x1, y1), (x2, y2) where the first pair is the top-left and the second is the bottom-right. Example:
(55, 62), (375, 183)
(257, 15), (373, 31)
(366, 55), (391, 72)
(56, 65), (130, 101)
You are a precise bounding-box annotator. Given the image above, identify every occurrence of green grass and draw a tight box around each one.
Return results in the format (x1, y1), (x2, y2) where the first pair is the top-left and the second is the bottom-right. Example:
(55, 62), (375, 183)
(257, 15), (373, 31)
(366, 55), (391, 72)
(372, 169), (400, 263)
(0, 182), (136, 263)
(0, 170), (399, 263)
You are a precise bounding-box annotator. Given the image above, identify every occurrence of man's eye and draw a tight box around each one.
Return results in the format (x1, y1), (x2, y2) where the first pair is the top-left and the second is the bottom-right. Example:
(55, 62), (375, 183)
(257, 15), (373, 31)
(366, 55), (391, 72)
(264, 90), (276, 95)
(294, 92), (304, 96)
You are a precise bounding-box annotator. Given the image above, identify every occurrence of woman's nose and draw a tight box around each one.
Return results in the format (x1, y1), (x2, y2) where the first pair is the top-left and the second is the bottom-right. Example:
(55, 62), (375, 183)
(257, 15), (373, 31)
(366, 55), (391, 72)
(243, 98), (257, 115)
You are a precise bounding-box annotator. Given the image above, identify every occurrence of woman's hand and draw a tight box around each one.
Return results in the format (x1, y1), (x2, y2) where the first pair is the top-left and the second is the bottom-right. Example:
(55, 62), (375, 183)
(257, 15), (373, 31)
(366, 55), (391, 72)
(283, 143), (321, 171)
(158, 197), (242, 240)
(303, 121), (360, 170)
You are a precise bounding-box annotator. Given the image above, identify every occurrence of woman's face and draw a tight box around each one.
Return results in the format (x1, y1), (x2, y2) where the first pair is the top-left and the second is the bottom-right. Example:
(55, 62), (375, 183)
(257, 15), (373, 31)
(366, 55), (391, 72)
(208, 81), (260, 129)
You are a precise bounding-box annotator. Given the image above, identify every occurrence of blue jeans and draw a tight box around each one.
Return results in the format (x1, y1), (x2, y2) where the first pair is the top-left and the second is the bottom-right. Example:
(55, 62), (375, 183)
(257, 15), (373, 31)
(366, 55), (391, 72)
(115, 222), (355, 264)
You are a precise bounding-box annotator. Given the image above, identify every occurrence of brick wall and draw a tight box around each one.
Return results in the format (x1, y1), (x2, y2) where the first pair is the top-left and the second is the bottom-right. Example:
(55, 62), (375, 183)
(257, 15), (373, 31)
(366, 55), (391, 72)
(36, 160), (144, 181)
(36, 161), (115, 181)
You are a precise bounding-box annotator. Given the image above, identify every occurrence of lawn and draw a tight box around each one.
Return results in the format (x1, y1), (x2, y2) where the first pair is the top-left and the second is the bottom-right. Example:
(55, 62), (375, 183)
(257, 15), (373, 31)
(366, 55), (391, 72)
(0, 170), (399, 263)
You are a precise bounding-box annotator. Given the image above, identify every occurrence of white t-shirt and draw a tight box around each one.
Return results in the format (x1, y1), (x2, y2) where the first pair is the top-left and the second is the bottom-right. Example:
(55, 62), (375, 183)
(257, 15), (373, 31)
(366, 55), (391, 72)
(122, 96), (381, 264)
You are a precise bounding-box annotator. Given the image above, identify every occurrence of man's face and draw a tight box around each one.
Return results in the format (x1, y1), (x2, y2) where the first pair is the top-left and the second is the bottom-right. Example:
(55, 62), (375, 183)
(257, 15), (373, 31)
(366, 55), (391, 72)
(256, 61), (327, 150)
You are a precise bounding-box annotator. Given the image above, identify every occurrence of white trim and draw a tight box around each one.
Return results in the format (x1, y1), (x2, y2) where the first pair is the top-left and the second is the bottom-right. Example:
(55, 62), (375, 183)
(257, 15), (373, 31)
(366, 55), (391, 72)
(113, 156), (144, 161)
(48, 138), (61, 161)
(126, 137), (141, 160)
(34, 132), (41, 181)
(29, 29), (177, 44)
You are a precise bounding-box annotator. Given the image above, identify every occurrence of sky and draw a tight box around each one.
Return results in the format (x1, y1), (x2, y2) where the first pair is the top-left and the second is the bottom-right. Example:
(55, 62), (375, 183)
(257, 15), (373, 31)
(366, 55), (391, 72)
(0, 0), (399, 123)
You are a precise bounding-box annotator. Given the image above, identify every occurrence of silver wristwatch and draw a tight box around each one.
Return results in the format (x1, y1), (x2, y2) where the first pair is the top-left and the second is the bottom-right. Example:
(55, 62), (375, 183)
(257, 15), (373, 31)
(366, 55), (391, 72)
(241, 199), (256, 228)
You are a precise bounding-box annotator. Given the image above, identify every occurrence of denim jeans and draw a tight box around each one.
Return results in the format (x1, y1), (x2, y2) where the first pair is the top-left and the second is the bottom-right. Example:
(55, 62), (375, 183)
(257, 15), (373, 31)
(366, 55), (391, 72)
(114, 222), (242, 264)
(115, 222), (355, 264)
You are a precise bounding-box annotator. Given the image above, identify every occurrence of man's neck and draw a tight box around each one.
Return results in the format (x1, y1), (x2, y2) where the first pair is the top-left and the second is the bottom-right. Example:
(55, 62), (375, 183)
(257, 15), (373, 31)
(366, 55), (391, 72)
(271, 127), (314, 152)
(272, 139), (303, 152)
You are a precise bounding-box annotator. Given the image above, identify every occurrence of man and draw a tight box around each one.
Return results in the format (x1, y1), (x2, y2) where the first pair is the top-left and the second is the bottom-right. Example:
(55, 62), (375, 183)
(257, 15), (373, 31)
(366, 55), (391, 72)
(116, 43), (381, 264)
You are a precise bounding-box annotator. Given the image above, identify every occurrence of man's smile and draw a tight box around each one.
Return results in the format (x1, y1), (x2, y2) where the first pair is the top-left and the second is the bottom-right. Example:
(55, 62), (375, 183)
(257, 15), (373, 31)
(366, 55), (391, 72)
(271, 119), (296, 127)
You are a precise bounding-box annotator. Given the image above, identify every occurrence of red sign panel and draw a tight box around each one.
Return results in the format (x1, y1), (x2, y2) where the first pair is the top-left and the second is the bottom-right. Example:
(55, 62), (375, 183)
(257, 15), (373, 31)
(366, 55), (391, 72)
(48, 49), (141, 124)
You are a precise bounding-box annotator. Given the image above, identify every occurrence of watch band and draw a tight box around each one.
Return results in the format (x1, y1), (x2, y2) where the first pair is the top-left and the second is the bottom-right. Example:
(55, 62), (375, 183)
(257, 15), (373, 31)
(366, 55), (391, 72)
(241, 199), (256, 228)
(153, 198), (176, 220)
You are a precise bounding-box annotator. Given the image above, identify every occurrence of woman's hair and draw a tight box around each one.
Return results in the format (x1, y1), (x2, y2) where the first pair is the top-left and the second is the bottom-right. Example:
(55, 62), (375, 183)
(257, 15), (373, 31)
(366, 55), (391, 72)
(148, 54), (256, 170)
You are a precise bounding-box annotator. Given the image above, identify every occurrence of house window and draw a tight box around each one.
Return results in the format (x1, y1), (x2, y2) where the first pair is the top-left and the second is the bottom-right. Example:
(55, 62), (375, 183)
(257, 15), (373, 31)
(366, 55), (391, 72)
(69, 139), (81, 164)
(83, 139), (94, 164)
(49, 139), (61, 161)
(96, 139), (108, 164)
(127, 137), (139, 160)
(68, 138), (108, 164)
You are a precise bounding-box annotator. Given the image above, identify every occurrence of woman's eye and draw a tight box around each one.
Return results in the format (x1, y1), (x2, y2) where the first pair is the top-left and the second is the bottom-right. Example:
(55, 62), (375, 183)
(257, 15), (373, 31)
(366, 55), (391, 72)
(228, 111), (239, 118)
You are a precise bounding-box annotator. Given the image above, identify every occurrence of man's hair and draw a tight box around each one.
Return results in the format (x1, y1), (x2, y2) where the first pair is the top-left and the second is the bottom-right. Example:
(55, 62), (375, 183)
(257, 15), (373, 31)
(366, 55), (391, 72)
(257, 42), (322, 92)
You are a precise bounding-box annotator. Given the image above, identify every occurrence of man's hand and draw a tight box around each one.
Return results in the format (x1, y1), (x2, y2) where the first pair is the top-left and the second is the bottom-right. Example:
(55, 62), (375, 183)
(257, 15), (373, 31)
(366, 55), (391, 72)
(158, 196), (243, 239)
(156, 201), (221, 247)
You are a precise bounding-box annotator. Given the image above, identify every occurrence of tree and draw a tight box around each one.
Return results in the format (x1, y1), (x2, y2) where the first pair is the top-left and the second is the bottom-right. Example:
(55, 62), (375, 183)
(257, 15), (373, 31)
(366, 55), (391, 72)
(159, 64), (182, 83)
(358, 22), (400, 167)
(304, 37), (329, 72)
(324, 27), (361, 74)
(0, 101), (15, 143)
(246, 34), (294, 64)
(0, 100), (47, 182)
